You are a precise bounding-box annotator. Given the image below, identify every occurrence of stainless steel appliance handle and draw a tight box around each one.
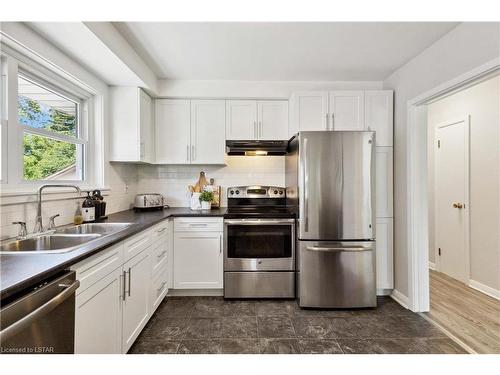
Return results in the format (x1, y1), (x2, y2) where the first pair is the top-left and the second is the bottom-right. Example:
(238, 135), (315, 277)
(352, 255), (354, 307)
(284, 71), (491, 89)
(303, 137), (309, 232)
(0, 280), (80, 342)
(306, 246), (370, 252)
(224, 219), (294, 225)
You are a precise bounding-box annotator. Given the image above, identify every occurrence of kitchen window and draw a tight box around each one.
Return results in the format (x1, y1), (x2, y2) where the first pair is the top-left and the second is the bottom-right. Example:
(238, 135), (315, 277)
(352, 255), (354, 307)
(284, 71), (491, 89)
(0, 49), (102, 194)
(18, 74), (85, 181)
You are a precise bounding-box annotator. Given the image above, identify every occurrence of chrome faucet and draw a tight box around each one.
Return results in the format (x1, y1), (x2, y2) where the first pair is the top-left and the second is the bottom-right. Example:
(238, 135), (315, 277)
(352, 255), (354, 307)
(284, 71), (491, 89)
(34, 184), (82, 233)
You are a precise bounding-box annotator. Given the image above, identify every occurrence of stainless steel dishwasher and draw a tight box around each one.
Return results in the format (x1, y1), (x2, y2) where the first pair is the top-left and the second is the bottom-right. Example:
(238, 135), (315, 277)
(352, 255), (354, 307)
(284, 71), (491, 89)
(0, 271), (80, 354)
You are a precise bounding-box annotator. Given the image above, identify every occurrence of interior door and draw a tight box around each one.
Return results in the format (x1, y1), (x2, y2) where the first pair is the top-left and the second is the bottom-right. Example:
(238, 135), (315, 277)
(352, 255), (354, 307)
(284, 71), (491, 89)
(435, 118), (469, 282)
(155, 99), (191, 164)
(226, 100), (257, 140)
(257, 101), (289, 140)
(190, 100), (225, 164)
(329, 91), (365, 130)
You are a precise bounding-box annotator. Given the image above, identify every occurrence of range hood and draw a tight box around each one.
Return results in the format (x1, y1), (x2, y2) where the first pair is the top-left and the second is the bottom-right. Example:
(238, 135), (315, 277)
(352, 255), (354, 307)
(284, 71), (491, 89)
(225, 140), (289, 156)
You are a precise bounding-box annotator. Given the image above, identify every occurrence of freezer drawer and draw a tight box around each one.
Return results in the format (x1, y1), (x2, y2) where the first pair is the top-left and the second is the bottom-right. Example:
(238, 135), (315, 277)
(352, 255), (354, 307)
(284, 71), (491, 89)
(297, 240), (376, 308)
(224, 272), (295, 298)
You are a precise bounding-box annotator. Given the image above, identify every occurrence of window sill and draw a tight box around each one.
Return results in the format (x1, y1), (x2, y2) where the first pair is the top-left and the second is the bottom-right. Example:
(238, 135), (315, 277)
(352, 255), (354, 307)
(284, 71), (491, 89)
(0, 186), (111, 206)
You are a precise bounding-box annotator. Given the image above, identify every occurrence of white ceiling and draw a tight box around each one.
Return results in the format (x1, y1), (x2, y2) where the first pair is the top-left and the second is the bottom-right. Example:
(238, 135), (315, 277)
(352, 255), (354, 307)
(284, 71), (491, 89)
(114, 22), (459, 81)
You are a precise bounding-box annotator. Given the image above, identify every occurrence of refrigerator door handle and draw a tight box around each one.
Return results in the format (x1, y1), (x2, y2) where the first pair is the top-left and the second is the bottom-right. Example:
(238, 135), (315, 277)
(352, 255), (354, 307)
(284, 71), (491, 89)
(303, 137), (309, 232)
(306, 246), (370, 252)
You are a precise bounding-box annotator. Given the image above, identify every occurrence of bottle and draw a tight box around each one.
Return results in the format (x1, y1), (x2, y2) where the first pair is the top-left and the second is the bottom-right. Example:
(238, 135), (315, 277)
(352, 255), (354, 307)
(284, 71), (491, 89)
(82, 191), (96, 223)
(92, 190), (102, 220)
(74, 202), (83, 225)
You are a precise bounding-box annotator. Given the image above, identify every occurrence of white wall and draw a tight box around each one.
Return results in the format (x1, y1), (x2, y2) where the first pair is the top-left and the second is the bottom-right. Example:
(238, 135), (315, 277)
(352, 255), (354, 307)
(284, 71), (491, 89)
(427, 75), (500, 291)
(383, 22), (500, 297)
(157, 79), (383, 99)
(137, 156), (285, 207)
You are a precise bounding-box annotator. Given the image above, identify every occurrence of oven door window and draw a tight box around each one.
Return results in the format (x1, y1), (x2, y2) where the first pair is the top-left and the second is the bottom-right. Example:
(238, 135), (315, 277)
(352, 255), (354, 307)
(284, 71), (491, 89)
(227, 225), (292, 258)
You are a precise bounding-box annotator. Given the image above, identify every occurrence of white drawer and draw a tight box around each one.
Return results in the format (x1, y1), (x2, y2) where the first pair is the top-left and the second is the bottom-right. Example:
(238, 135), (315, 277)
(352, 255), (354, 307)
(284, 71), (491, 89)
(151, 220), (169, 241)
(174, 217), (223, 232)
(71, 243), (124, 295)
(124, 229), (152, 261)
(150, 263), (168, 314)
(151, 238), (168, 278)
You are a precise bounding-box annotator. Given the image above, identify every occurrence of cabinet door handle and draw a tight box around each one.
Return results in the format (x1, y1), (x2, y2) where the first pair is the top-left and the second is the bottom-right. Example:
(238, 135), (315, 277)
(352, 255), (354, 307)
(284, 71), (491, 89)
(253, 121), (257, 139)
(259, 121), (262, 139)
(325, 113), (329, 130)
(191, 144), (195, 161)
(157, 250), (167, 259)
(331, 113), (335, 130)
(157, 227), (166, 233)
(186, 145), (189, 162)
(128, 267), (132, 297)
(219, 234), (222, 254)
(122, 270), (127, 301)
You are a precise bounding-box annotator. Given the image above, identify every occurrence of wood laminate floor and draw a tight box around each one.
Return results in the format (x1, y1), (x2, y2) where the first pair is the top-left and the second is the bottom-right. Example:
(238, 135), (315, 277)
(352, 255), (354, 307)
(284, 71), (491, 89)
(425, 270), (500, 353)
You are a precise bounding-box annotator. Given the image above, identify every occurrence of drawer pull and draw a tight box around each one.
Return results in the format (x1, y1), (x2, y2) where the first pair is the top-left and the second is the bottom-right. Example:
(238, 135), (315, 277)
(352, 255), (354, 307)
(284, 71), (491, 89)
(189, 223), (208, 227)
(156, 227), (167, 233)
(157, 281), (166, 294)
(157, 250), (167, 259)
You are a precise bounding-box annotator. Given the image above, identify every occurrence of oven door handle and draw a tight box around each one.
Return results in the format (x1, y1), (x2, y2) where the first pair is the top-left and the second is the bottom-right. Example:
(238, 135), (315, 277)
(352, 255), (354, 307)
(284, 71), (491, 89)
(0, 280), (80, 342)
(224, 219), (294, 225)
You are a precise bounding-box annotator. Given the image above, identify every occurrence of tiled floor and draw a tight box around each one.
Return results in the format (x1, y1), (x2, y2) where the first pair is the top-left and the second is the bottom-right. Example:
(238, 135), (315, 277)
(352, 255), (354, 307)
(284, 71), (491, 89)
(128, 296), (467, 354)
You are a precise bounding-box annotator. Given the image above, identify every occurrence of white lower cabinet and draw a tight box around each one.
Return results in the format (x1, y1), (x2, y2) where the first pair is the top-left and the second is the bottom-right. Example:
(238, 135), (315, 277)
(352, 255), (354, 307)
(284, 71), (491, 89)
(376, 217), (394, 290)
(122, 249), (151, 353)
(173, 218), (223, 289)
(74, 267), (122, 354)
(73, 220), (172, 354)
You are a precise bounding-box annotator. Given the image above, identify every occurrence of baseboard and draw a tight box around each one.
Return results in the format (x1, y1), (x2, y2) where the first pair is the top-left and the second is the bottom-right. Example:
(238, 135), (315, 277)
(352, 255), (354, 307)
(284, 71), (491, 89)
(377, 288), (392, 296)
(390, 289), (409, 309)
(429, 261), (436, 270)
(167, 289), (224, 297)
(468, 279), (500, 300)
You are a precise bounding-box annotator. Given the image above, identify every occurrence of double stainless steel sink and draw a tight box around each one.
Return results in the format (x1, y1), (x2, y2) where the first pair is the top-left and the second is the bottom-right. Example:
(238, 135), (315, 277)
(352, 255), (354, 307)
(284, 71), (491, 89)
(0, 223), (133, 254)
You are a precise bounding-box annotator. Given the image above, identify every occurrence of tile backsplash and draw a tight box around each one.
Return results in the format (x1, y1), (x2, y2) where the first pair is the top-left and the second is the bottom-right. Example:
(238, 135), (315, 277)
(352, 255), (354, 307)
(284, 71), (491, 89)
(0, 163), (139, 240)
(137, 156), (286, 207)
(0, 156), (286, 240)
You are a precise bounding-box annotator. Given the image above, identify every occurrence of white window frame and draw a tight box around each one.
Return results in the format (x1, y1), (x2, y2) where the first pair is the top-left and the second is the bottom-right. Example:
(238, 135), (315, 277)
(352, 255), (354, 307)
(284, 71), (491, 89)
(18, 70), (87, 184)
(0, 47), (104, 196)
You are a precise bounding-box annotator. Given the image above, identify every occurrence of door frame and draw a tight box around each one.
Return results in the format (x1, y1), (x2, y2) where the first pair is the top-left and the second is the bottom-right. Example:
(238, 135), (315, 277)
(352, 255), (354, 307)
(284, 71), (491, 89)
(405, 56), (500, 312)
(433, 116), (471, 283)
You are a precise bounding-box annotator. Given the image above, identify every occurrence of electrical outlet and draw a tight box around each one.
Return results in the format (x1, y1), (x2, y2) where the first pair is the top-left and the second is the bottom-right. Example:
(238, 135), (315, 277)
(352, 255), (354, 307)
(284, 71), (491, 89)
(124, 184), (129, 194)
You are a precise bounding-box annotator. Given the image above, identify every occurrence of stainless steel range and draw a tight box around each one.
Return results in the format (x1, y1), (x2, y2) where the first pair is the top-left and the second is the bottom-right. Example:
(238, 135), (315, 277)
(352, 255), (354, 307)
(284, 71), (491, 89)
(223, 186), (295, 299)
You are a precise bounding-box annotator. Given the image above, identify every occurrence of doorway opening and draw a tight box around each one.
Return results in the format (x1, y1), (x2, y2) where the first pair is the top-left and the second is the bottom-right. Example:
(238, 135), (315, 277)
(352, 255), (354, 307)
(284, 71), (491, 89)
(415, 72), (500, 353)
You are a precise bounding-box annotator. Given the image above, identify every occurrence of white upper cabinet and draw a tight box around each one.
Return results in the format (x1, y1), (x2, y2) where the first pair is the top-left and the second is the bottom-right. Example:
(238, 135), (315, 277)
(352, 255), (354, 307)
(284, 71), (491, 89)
(226, 100), (289, 140)
(290, 91), (329, 134)
(190, 100), (226, 164)
(257, 101), (289, 140)
(365, 90), (394, 146)
(226, 100), (257, 140)
(329, 90), (365, 131)
(156, 99), (225, 164)
(110, 87), (154, 163)
(155, 99), (191, 164)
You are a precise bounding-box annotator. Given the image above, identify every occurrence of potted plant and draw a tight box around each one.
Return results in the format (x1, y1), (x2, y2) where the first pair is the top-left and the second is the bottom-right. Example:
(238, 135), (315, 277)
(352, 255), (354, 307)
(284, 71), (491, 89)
(199, 190), (214, 210)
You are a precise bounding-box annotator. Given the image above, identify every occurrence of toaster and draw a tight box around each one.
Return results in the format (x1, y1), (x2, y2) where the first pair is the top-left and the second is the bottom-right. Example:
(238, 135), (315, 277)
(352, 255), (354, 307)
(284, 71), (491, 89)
(134, 193), (166, 210)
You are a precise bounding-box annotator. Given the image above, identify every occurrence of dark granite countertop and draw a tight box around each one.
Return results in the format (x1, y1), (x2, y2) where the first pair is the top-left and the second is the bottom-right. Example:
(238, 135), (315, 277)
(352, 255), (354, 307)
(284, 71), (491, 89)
(0, 207), (226, 301)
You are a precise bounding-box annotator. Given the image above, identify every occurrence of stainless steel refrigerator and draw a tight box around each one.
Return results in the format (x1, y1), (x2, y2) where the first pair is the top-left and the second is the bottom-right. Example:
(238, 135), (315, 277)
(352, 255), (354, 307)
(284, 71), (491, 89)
(286, 131), (376, 308)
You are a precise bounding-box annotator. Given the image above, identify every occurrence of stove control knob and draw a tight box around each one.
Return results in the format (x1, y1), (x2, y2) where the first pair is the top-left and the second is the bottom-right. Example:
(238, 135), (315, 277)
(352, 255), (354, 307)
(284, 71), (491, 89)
(279, 190), (284, 195)
(235, 190), (240, 195)
(230, 190), (234, 195)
